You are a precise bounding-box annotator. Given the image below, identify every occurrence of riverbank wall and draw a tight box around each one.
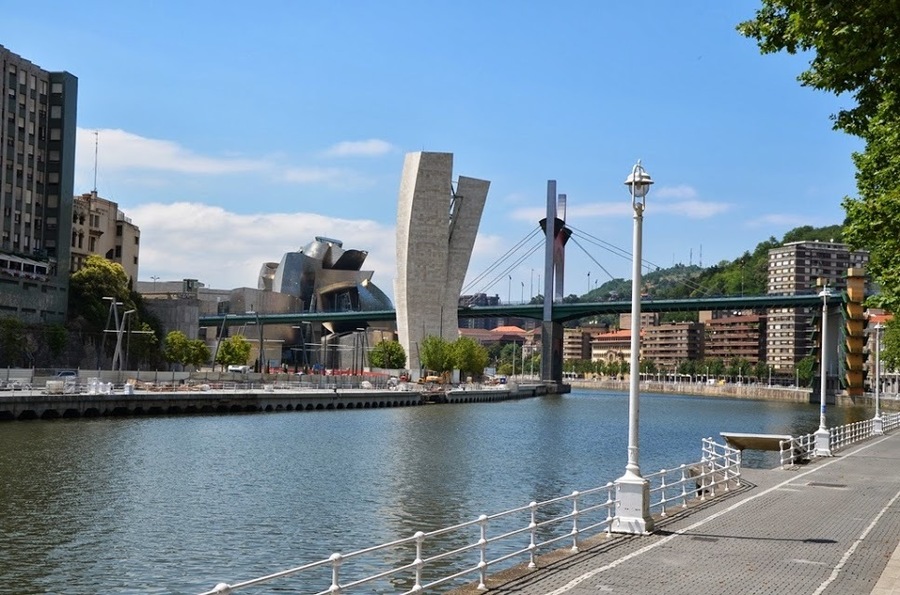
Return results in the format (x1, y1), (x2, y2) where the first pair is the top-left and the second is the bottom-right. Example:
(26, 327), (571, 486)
(571, 378), (900, 411)
(0, 381), (565, 421)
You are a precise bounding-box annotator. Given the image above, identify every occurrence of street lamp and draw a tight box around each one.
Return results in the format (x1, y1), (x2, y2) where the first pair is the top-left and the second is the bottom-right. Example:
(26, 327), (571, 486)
(150, 275), (160, 290)
(613, 160), (654, 535)
(874, 323), (884, 434)
(814, 286), (832, 456)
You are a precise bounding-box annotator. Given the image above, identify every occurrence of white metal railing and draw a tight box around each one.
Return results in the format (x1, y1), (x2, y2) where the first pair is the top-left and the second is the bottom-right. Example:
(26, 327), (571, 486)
(647, 438), (742, 517)
(199, 439), (738, 595)
(780, 412), (900, 467)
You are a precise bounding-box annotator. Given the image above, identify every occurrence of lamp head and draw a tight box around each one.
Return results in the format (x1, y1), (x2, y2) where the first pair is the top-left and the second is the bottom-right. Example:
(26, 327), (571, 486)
(625, 160), (653, 208)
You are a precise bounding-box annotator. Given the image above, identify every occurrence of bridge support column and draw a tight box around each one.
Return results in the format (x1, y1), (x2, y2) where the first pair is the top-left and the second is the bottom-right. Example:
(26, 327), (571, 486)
(541, 321), (563, 384)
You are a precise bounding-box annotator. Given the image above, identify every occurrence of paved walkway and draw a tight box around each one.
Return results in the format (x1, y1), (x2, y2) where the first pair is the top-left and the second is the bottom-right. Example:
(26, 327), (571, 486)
(458, 432), (900, 594)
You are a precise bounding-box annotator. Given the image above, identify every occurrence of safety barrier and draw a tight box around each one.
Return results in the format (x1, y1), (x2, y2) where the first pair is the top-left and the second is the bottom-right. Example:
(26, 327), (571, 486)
(199, 438), (739, 595)
(779, 412), (900, 467)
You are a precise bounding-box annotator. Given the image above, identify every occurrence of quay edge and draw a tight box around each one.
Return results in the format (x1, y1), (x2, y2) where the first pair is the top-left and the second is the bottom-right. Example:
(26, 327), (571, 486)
(0, 381), (568, 421)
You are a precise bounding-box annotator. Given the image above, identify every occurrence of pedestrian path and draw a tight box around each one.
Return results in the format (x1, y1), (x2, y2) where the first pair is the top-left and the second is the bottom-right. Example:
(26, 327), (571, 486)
(453, 432), (900, 594)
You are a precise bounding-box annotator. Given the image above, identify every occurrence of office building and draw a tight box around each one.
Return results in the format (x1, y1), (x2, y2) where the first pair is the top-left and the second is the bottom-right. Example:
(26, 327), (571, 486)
(0, 45), (77, 323)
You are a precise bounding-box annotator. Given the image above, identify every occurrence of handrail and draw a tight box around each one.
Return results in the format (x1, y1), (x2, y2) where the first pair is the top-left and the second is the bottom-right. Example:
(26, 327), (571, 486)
(780, 412), (900, 467)
(200, 438), (738, 594)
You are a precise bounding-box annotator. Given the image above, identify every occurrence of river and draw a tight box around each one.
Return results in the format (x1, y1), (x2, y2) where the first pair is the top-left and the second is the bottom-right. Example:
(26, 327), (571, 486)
(0, 388), (871, 594)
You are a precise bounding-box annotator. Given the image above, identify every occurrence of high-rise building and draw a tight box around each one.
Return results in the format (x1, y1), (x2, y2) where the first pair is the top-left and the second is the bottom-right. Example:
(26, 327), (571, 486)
(71, 192), (140, 282)
(766, 241), (869, 371)
(0, 45), (77, 323)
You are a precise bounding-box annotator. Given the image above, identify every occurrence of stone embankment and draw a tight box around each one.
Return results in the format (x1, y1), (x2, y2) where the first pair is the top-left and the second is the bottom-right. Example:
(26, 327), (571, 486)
(571, 377), (900, 411)
(0, 380), (566, 421)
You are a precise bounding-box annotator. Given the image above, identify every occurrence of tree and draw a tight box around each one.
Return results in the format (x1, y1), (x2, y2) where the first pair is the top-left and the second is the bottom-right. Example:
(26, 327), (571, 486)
(68, 255), (133, 334)
(420, 335), (453, 375)
(369, 340), (407, 369)
(0, 317), (26, 367)
(216, 335), (252, 369)
(738, 2), (900, 138)
(163, 331), (210, 370)
(739, 3), (900, 308)
(879, 319), (900, 372)
(451, 336), (489, 378)
(163, 331), (191, 368)
(796, 355), (818, 387)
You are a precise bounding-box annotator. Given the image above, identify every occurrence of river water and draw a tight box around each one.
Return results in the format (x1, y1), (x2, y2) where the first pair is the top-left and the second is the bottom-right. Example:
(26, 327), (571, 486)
(0, 388), (871, 594)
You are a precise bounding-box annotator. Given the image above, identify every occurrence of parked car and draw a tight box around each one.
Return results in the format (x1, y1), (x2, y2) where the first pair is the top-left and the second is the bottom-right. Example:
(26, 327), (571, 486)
(228, 365), (251, 373)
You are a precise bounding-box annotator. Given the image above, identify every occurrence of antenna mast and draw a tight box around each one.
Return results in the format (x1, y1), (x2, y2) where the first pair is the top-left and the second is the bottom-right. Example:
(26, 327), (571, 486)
(92, 130), (99, 196)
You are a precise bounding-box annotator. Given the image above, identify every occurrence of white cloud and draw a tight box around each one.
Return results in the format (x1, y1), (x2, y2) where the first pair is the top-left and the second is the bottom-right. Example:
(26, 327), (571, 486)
(322, 139), (395, 157)
(131, 202), (397, 298)
(653, 200), (731, 219)
(654, 184), (699, 200)
(78, 128), (267, 175)
(74, 128), (386, 194)
(746, 213), (823, 228)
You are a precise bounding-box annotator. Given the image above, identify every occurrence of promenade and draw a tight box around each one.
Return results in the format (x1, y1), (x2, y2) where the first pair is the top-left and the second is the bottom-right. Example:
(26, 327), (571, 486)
(454, 432), (900, 595)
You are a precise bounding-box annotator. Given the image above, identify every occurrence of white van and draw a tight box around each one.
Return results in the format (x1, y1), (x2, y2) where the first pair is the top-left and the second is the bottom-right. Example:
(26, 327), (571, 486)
(228, 365), (251, 373)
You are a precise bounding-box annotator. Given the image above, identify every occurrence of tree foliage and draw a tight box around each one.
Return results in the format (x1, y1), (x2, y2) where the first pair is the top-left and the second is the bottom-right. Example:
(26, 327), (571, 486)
(0, 317), (26, 367)
(738, 2), (900, 137)
(68, 255), (133, 334)
(216, 335), (252, 369)
(369, 340), (407, 369)
(163, 330), (210, 370)
(739, 2), (900, 309)
(451, 336), (490, 377)
(420, 335), (453, 374)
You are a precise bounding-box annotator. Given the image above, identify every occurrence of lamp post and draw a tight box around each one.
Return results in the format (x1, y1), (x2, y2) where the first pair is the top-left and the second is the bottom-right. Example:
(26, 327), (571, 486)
(814, 286), (833, 456)
(508, 275), (512, 304)
(613, 160), (654, 534)
(150, 275), (159, 291)
(874, 322), (884, 434)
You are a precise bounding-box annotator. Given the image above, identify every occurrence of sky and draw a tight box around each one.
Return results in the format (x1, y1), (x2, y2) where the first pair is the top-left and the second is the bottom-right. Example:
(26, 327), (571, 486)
(3, 1), (863, 303)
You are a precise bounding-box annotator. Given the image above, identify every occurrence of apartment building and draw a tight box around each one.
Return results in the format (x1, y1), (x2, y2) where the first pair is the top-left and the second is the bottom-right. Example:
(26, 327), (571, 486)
(563, 327), (590, 361)
(71, 191), (140, 282)
(703, 313), (766, 364)
(0, 45), (77, 323)
(766, 241), (869, 371)
(641, 321), (704, 369)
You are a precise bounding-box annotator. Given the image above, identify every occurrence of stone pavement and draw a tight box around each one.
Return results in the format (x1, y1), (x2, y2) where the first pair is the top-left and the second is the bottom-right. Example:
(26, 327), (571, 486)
(457, 432), (900, 595)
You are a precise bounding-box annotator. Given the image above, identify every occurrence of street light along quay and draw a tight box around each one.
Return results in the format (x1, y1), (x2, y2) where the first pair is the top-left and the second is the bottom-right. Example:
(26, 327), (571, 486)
(612, 160), (654, 534)
(814, 285), (833, 457)
(874, 322), (884, 435)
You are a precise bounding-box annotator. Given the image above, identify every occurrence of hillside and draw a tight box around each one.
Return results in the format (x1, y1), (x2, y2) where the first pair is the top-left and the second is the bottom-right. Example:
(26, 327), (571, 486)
(584, 224), (845, 302)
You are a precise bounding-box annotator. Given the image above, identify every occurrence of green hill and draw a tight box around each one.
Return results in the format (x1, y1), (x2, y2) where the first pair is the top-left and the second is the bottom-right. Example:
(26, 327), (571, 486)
(584, 224), (844, 302)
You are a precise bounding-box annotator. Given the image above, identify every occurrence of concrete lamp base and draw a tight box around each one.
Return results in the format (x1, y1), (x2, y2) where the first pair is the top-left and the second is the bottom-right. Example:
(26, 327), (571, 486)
(611, 474), (654, 534)
(874, 416), (884, 436)
(813, 428), (832, 457)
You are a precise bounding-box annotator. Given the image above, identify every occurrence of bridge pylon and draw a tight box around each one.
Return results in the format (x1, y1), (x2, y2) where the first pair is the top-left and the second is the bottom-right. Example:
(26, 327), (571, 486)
(539, 181), (571, 384)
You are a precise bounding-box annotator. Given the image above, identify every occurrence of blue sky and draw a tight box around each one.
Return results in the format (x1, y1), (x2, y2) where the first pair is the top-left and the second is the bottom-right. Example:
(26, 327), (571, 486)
(4, 1), (861, 302)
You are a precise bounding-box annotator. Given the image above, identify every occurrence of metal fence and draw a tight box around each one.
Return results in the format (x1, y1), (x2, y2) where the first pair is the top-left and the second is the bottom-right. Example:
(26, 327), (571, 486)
(199, 438), (740, 595)
(779, 412), (900, 467)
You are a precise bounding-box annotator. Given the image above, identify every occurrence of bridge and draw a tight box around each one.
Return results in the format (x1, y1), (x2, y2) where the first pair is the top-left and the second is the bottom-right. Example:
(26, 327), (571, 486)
(198, 293), (829, 327)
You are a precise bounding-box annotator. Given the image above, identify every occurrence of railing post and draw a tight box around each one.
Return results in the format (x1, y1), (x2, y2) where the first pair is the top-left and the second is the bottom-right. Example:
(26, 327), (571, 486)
(570, 491), (580, 552)
(477, 514), (488, 591)
(329, 552), (342, 593)
(528, 502), (538, 568)
(413, 531), (425, 591)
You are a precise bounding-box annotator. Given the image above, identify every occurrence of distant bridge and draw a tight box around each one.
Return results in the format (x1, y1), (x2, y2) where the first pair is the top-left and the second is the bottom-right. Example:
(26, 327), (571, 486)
(198, 293), (830, 328)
